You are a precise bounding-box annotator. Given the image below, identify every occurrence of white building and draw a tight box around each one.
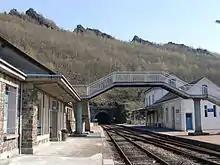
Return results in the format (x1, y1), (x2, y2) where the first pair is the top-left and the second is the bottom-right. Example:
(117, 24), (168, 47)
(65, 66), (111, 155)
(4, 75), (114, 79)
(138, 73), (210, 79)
(144, 77), (220, 131)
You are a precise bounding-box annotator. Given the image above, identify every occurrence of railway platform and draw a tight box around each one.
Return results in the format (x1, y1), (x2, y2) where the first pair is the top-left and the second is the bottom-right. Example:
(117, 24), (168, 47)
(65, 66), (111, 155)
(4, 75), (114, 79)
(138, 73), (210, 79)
(119, 124), (220, 146)
(150, 128), (220, 145)
(1, 125), (114, 165)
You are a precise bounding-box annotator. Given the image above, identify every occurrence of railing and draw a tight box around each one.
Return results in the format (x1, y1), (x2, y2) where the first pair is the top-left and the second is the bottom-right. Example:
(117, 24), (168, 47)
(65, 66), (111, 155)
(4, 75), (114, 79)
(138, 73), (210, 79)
(207, 95), (220, 103)
(179, 84), (220, 98)
(179, 85), (193, 91)
(207, 86), (220, 99)
(72, 85), (87, 97)
(72, 71), (220, 100)
(87, 71), (188, 97)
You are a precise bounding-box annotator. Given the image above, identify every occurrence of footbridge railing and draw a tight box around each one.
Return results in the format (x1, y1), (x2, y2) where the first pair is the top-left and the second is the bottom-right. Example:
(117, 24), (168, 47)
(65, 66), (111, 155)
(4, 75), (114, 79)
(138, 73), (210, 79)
(72, 71), (215, 100)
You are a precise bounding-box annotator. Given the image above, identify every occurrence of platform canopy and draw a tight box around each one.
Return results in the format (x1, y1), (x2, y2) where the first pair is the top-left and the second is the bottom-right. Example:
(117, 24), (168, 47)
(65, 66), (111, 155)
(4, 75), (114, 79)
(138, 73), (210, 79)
(26, 74), (81, 103)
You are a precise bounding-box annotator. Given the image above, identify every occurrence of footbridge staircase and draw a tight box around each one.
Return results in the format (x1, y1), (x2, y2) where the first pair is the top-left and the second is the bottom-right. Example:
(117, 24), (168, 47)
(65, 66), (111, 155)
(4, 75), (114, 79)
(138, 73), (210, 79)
(73, 71), (220, 103)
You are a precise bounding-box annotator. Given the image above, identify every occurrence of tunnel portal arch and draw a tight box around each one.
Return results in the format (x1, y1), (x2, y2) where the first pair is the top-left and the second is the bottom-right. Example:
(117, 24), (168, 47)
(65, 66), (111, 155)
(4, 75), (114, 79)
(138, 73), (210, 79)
(95, 111), (111, 124)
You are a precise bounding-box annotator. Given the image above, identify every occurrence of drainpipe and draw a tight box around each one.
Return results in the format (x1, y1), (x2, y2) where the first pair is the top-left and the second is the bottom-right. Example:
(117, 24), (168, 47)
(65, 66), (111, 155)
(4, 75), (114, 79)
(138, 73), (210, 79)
(18, 82), (23, 154)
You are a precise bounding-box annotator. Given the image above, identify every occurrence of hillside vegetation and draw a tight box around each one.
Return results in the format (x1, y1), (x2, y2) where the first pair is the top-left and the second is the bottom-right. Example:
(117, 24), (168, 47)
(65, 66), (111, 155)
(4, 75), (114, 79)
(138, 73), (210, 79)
(1, 8), (220, 106)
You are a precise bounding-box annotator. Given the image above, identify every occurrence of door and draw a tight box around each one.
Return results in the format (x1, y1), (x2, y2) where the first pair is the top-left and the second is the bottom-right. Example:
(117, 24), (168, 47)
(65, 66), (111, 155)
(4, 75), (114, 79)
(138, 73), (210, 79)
(172, 107), (175, 130)
(186, 113), (193, 130)
(51, 101), (58, 139)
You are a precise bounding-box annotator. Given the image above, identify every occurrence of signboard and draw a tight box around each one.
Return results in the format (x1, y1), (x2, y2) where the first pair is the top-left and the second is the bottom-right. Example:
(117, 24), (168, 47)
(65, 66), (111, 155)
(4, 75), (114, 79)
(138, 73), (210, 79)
(52, 101), (57, 111)
(207, 108), (214, 112)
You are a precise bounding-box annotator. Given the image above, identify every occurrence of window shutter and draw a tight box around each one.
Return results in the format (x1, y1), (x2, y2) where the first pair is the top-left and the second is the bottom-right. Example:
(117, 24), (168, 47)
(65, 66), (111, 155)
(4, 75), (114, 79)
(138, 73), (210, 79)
(7, 86), (17, 134)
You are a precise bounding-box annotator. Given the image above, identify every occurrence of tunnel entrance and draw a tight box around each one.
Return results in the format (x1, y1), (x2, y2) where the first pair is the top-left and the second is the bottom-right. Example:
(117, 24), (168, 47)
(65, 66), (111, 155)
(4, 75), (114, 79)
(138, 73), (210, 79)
(95, 112), (110, 124)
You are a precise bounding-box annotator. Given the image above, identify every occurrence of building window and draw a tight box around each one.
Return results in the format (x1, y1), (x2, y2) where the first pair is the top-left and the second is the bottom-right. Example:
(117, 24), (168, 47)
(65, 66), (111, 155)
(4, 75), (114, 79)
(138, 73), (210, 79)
(202, 85), (208, 95)
(160, 109), (164, 120)
(152, 94), (155, 104)
(169, 78), (176, 87)
(37, 92), (50, 136)
(149, 96), (151, 105)
(3, 85), (18, 134)
(156, 111), (159, 122)
(166, 108), (169, 123)
(213, 105), (217, 117)
(204, 105), (208, 117)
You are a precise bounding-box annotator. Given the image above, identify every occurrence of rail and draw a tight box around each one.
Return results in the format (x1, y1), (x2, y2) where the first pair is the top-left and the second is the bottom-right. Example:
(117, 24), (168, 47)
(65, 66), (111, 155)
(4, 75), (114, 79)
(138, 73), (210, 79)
(116, 125), (220, 165)
(103, 125), (169, 165)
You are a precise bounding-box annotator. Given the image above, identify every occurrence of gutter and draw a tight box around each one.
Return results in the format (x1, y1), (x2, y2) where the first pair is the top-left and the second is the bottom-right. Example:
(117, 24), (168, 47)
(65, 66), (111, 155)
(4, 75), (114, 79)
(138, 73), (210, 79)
(60, 75), (81, 101)
(0, 59), (26, 80)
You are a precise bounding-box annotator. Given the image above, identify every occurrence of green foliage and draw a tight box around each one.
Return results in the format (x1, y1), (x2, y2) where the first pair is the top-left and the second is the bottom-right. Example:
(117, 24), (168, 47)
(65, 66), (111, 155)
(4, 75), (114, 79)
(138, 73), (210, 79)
(114, 103), (128, 123)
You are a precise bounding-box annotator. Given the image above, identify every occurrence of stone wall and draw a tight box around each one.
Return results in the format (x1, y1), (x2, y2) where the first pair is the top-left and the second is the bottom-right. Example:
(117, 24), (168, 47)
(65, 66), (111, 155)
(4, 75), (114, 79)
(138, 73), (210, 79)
(0, 137), (18, 159)
(82, 102), (90, 131)
(0, 73), (20, 159)
(0, 78), (69, 155)
(36, 136), (49, 146)
(66, 107), (75, 133)
(21, 83), (38, 154)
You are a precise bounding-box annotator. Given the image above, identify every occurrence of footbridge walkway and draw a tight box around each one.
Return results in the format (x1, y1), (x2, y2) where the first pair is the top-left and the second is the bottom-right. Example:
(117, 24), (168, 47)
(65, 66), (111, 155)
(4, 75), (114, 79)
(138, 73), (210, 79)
(72, 71), (220, 136)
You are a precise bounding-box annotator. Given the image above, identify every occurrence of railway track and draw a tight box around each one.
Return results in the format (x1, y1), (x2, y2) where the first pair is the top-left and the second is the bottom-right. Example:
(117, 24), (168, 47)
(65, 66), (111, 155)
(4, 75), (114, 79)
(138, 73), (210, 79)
(103, 125), (220, 165)
(117, 125), (220, 164)
(103, 125), (170, 165)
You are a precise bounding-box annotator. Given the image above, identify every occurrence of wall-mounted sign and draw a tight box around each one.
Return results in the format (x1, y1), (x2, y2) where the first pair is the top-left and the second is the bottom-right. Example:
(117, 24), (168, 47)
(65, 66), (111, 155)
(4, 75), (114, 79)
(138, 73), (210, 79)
(52, 101), (57, 111)
(207, 108), (214, 112)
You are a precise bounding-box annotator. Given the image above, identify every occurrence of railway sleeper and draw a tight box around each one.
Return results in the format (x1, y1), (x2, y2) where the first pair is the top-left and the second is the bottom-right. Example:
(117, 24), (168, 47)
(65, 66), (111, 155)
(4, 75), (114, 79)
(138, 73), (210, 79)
(123, 134), (220, 165)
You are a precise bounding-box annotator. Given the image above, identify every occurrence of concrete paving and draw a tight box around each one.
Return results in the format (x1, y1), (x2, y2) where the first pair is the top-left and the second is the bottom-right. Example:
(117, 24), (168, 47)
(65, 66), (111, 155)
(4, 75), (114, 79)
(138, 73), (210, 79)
(7, 154), (103, 165)
(3, 126), (114, 165)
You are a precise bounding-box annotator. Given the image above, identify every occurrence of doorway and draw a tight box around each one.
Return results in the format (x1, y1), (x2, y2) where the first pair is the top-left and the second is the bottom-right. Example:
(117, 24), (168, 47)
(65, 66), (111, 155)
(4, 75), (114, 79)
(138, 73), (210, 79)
(186, 113), (193, 130)
(172, 107), (175, 130)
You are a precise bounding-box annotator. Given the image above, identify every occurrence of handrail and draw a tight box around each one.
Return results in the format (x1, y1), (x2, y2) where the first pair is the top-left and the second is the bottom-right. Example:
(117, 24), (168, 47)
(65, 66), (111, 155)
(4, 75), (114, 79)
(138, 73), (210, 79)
(88, 72), (115, 87)
(72, 71), (220, 100)
(79, 71), (187, 87)
(86, 72), (188, 96)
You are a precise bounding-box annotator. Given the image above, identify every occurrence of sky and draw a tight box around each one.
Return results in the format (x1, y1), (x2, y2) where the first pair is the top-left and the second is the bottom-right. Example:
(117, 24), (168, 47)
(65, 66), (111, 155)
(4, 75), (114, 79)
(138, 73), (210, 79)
(1, 0), (220, 53)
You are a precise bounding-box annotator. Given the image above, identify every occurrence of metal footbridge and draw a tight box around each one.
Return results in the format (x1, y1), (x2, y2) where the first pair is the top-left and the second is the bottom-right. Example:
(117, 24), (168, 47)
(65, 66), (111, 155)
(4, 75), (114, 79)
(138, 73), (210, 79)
(73, 71), (220, 102)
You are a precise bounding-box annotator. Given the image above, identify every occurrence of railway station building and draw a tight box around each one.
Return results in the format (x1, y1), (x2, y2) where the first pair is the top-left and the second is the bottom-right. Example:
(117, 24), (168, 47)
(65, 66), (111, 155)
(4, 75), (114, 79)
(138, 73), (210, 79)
(0, 36), (81, 159)
(133, 77), (220, 131)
